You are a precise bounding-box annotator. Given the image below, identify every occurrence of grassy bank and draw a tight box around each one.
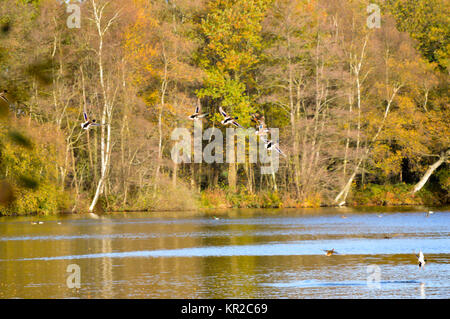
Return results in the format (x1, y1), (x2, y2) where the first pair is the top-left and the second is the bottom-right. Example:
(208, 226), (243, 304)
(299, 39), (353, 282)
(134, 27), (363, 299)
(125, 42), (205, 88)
(3, 181), (446, 216)
(199, 183), (447, 210)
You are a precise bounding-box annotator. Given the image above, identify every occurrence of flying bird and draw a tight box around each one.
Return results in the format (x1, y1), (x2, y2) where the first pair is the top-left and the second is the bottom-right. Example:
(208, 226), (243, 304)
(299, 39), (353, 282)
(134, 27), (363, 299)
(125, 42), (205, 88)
(219, 106), (243, 128)
(81, 112), (100, 130)
(255, 123), (271, 136)
(251, 113), (271, 135)
(323, 249), (338, 256)
(188, 104), (208, 120)
(416, 250), (427, 269)
(261, 137), (286, 157)
(250, 112), (265, 125)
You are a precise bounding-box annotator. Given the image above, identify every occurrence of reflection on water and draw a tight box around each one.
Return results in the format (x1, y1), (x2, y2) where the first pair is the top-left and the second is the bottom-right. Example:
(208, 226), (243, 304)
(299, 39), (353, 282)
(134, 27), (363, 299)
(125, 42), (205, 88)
(262, 280), (422, 287)
(420, 282), (426, 299)
(0, 207), (449, 298)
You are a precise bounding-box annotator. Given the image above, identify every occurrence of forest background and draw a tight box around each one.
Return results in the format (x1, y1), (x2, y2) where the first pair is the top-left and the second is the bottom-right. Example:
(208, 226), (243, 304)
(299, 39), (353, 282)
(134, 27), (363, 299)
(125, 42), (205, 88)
(0, 0), (448, 215)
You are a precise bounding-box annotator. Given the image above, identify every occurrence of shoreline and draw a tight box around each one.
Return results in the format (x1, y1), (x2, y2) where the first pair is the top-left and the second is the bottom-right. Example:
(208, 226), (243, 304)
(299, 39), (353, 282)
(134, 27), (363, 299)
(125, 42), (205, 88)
(1, 203), (448, 218)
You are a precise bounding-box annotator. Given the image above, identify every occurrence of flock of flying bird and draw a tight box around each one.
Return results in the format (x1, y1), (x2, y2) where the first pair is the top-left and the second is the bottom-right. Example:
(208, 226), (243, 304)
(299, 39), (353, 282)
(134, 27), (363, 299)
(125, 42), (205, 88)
(2, 90), (286, 157)
(189, 104), (286, 156)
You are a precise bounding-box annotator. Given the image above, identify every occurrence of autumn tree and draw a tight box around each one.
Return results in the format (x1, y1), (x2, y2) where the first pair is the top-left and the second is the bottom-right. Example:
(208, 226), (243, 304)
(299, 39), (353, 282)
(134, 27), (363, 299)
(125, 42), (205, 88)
(197, 0), (270, 191)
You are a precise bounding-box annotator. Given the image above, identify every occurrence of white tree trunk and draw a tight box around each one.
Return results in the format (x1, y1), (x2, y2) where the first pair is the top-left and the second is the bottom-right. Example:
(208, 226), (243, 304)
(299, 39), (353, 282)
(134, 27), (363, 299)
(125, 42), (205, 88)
(413, 152), (448, 193)
(88, 0), (120, 212)
(334, 85), (401, 204)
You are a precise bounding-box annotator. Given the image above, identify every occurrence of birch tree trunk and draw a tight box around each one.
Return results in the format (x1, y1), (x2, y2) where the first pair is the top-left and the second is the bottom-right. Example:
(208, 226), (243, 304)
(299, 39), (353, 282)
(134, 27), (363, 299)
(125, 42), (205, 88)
(334, 85), (401, 204)
(89, 0), (120, 212)
(155, 57), (168, 185)
(412, 151), (448, 193)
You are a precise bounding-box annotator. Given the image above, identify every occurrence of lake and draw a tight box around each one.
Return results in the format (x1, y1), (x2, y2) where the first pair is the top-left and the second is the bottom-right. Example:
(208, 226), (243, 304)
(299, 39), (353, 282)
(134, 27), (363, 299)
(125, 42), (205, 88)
(0, 206), (449, 298)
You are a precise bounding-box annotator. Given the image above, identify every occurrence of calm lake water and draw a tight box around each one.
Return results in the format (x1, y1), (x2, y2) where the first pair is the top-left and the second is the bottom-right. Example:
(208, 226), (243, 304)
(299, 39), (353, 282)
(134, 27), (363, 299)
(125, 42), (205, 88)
(0, 207), (449, 299)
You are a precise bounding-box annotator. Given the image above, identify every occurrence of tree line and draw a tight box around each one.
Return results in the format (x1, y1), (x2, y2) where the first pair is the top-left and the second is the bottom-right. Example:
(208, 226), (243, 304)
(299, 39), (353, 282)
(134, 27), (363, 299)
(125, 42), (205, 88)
(0, 0), (448, 215)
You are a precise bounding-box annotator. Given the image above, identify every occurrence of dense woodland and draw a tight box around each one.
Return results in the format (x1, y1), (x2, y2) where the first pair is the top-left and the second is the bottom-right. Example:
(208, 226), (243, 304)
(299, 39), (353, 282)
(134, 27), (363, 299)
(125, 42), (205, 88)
(0, 0), (448, 215)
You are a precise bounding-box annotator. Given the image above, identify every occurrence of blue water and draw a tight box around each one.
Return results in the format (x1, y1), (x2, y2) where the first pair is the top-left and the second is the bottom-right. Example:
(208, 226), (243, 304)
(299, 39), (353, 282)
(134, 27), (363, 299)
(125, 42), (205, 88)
(0, 207), (449, 298)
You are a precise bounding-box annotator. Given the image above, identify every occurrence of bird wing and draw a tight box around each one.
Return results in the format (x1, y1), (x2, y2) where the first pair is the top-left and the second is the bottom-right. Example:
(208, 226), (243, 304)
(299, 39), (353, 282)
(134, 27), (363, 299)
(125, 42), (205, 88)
(83, 112), (88, 121)
(274, 145), (286, 157)
(232, 121), (243, 128)
(195, 105), (200, 114)
(90, 123), (101, 126)
(419, 251), (424, 260)
(219, 107), (228, 117)
(251, 113), (265, 123)
(197, 113), (209, 118)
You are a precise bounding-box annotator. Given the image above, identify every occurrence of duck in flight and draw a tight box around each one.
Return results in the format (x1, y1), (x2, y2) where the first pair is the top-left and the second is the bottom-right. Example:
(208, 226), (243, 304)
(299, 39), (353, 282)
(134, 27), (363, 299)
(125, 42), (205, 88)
(250, 113), (264, 123)
(416, 251), (427, 269)
(251, 113), (270, 135)
(323, 249), (338, 256)
(81, 112), (100, 130)
(189, 104), (208, 120)
(255, 123), (271, 136)
(250, 112), (264, 125)
(261, 137), (286, 157)
(219, 106), (243, 128)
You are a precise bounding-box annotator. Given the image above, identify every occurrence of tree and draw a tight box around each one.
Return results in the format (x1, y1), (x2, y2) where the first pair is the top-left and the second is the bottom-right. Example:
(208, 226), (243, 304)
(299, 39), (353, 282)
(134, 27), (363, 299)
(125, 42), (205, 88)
(197, 0), (270, 191)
